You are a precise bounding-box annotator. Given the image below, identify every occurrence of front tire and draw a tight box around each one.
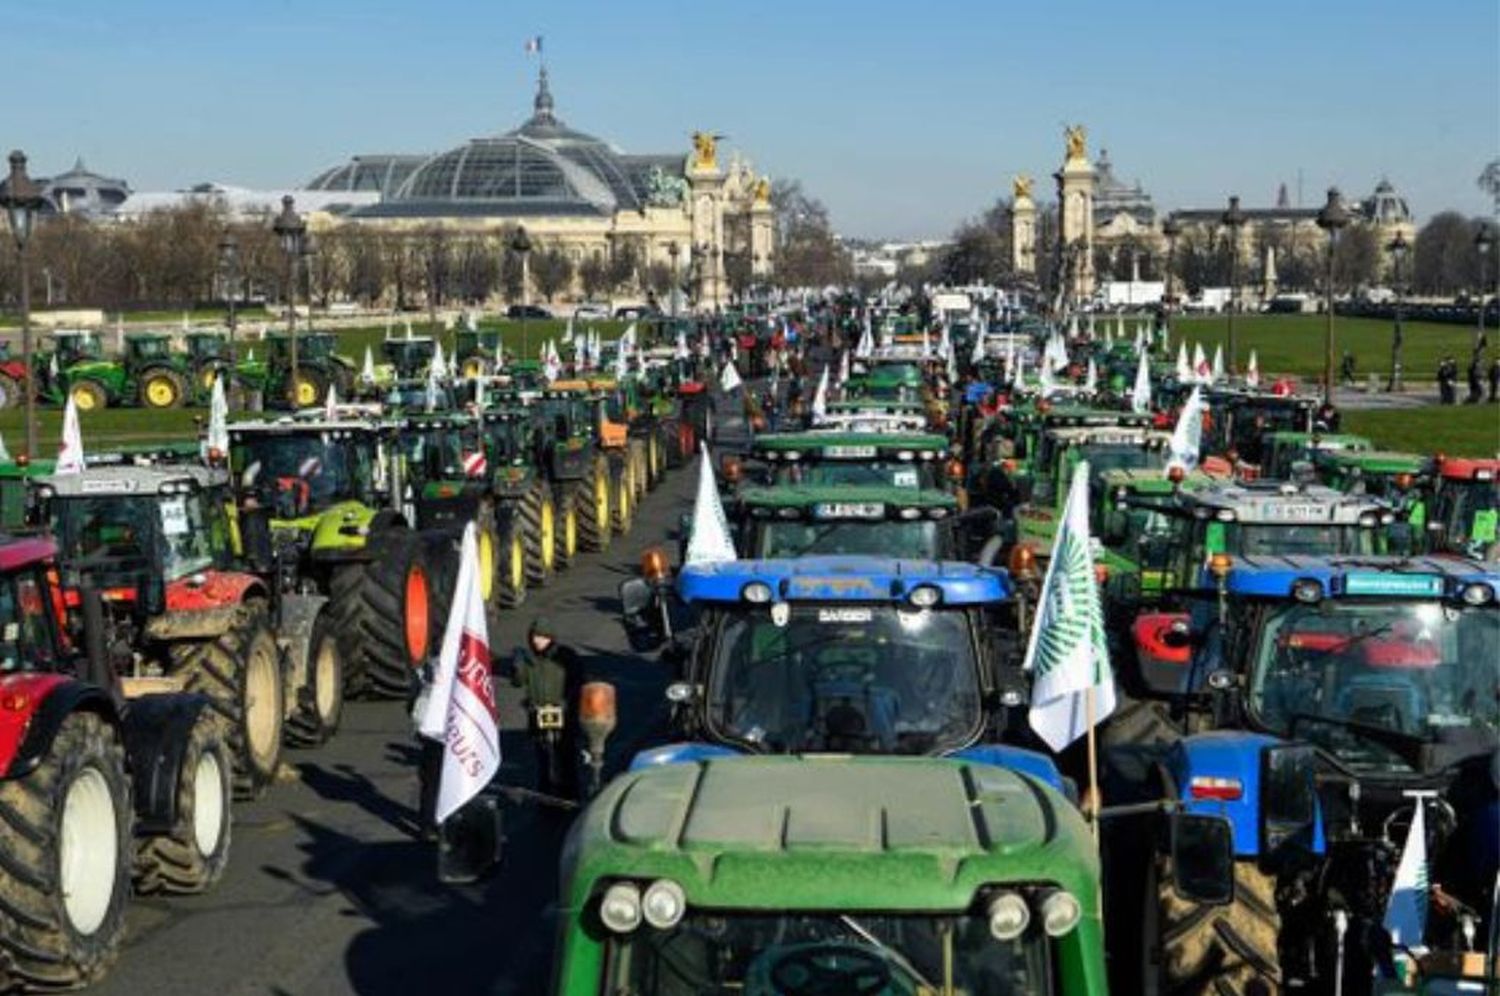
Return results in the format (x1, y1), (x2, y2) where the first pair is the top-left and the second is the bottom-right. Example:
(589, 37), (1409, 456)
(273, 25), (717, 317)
(138, 367), (187, 410)
(0, 711), (131, 990)
(554, 490), (579, 570)
(330, 531), (432, 700)
(69, 379), (109, 413)
(285, 614), (345, 746)
(575, 462), (611, 554)
(495, 515), (527, 610)
(133, 712), (232, 895)
(1146, 854), (1283, 996)
(611, 459), (634, 536)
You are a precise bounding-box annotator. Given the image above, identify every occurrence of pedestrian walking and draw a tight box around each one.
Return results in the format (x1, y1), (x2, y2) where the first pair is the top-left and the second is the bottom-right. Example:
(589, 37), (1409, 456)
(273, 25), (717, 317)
(1488, 357), (1499, 402)
(1340, 350), (1357, 387)
(1466, 356), (1484, 404)
(1438, 357), (1456, 405)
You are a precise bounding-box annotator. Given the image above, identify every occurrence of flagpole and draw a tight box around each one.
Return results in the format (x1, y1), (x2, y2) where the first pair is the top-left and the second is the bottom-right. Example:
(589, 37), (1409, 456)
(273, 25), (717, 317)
(1085, 684), (1100, 837)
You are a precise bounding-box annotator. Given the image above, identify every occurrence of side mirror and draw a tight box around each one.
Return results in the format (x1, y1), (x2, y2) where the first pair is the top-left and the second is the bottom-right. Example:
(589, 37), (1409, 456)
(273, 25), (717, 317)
(437, 794), (504, 884)
(618, 577), (665, 650)
(1168, 813), (1235, 906)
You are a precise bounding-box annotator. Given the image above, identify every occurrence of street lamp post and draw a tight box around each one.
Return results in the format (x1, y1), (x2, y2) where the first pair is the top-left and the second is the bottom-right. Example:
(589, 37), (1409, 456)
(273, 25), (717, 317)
(1386, 231), (1408, 392)
(272, 196), (306, 406)
(1475, 225), (1493, 360)
(219, 233), (240, 369)
(2, 151), (46, 460)
(1315, 188), (1350, 404)
(1162, 215), (1182, 346)
(1221, 195), (1247, 372)
(509, 226), (533, 360)
(667, 241), (681, 317)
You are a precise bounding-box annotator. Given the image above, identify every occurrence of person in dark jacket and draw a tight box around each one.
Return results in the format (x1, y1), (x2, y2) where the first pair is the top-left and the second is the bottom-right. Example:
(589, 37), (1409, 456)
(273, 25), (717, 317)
(509, 615), (583, 800)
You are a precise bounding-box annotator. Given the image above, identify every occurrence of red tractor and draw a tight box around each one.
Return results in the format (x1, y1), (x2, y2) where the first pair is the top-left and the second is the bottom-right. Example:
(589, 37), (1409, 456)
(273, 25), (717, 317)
(31, 464), (289, 797)
(1427, 455), (1499, 558)
(0, 535), (233, 989)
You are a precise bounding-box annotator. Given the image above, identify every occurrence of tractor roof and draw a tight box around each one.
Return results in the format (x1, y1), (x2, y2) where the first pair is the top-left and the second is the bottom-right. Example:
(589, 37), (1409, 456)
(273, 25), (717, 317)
(678, 555), (1012, 605)
(1222, 554), (1499, 601)
(1176, 480), (1387, 523)
(1435, 457), (1500, 481)
(1101, 466), (1220, 495)
(1314, 449), (1430, 474)
(1265, 431), (1373, 449)
(37, 463), (225, 497)
(737, 483), (958, 512)
(0, 536), (57, 573)
(1039, 407), (1154, 429)
(229, 418), (380, 436)
(1044, 425), (1170, 447)
(750, 431), (949, 459)
(564, 756), (1096, 914)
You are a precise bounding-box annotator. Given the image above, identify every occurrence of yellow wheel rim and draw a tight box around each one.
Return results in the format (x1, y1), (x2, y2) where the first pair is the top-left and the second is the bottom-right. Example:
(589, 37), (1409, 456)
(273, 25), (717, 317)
(201, 369), (217, 391)
(71, 386), (98, 411)
(594, 474), (609, 529)
(463, 359), (483, 378)
(510, 535), (524, 592)
(295, 379), (318, 407)
(564, 505), (577, 556)
(145, 378), (176, 407)
(618, 477), (630, 525)
(540, 500), (556, 571)
(478, 529), (494, 602)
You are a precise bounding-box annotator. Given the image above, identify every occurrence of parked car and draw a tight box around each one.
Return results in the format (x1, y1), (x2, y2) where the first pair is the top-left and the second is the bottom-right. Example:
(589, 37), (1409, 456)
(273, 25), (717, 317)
(573, 302), (611, 320)
(613, 305), (657, 320)
(505, 304), (553, 320)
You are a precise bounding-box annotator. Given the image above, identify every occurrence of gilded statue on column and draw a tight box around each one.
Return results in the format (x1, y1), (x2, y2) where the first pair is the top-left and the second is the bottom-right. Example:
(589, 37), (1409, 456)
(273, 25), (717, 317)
(691, 132), (720, 172)
(1012, 174), (1034, 201)
(1064, 124), (1087, 163)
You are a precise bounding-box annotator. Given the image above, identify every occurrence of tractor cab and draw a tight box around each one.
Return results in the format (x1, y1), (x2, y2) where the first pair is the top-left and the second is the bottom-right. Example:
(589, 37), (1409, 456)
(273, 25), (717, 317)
(731, 484), (980, 562)
(747, 431), (952, 491)
(1260, 431), (1373, 482)
(383, 378), (458, 413)
(1207, 391), (1320, 470)
(453, 328), (502, 378)
(124, 333), (174, 366)
(381, 336), (436, 380)
(227, 420), (387, 526)
(621, 556), (1034, 767)
(51, 329), (102, 367)
(184, 329), (229, 363)
(1426, 456), (1499, 559)
(555, 756), (1106, 995)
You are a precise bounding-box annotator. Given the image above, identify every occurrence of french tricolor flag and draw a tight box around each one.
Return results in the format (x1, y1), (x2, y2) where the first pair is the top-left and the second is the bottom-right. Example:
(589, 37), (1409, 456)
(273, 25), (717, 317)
(524, 35), (543, 54)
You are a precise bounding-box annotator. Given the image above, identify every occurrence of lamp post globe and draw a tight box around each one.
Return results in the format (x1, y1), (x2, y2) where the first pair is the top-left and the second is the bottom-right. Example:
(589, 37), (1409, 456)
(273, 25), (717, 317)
(1386, 232), (1408, 392)
(1220, 195), (1247, 372)
(1315, 187), (1350, 403)
(1, 150), (46, 458)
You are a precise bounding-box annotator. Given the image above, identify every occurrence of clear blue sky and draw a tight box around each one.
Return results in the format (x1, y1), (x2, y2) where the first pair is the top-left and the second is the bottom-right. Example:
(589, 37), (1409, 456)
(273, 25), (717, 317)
(10, 0), (1498, 239)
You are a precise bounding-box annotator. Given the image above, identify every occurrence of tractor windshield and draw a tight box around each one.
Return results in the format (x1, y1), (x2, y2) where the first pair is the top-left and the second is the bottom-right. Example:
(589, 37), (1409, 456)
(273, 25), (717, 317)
(231, 433), (373, 509)
(1435, 478), (1500, 558)
(51, 493), (218, 580)
(753, 519), (945, 559)
(706, 604), (982, 754)
(0, 569), (60, 674)
(605, 912), (1052, 995)
(772, 462), (939, 489)
(1196, 520), (1380, 559)
(129, 338), (171, 360)
(1249, 600), (1500, 772)
(399, 429), (466, 483)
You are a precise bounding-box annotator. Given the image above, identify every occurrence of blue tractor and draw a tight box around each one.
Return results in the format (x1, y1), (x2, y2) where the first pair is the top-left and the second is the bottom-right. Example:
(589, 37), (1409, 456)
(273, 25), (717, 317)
(619, 555), (1063, 787)
(1128, 555), (1498, 994)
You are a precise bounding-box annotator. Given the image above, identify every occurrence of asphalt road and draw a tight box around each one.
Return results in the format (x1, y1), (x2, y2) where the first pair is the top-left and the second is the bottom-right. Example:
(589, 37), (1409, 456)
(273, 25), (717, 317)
(89, 457), (700, 996)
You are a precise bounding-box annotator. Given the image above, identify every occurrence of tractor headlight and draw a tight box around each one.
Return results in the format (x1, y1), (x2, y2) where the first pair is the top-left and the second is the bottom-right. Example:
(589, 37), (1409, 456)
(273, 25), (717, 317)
(742, 582), (773, 604)
(1292, 579), (1323, 603)
(987, 891), (1030, 941)
(908, 585), (942, 608)
(1460, 583), (1495, 606)
(1038, 888), (1082, 937)
(1214, 509), (1236, 522)
(599, 882), (642, 933)
(641, 879), (686, 930)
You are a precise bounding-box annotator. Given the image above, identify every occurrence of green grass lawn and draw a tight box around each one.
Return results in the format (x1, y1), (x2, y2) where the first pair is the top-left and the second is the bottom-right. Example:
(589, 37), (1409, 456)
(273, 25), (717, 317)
(1166, 314), (1488, 384)
(0, 407), (202, 452)
(1342, 402), (1500, 458)
(316, 318), (629, 362)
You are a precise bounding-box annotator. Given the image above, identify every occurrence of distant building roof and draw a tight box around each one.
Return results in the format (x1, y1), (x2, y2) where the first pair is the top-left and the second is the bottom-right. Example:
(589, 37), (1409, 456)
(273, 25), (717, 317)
(116, 183), (378, 220)
(1092, 149), (1156, 228)
(38, 157), (132, 218)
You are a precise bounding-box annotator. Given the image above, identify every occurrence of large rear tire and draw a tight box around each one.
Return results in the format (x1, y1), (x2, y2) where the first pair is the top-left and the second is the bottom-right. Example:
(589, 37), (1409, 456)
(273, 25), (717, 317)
(138, 367), (188, 410)
(611, 459), (634, 536)
(575, 461), (611, 554)
(1146, 855), (1283, 996)
(628, 439), (648, 503)
(285, 614), (345, 747)
(554, 490), (579, 570)
(133, 712), (232, 895)
(0, 711), (131, 990)
(521, 482), (557, 588)
(174, 606), (285, 799)
(69, 379), (109, 413)
(495, 515), (527, 610)
(330, 530), (432, 700)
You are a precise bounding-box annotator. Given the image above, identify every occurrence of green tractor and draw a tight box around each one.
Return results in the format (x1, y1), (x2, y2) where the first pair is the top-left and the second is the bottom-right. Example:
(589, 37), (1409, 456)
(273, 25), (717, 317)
(182, 329), (235, 397)
(381, 336), (436, 382)
(454, 327), (503, 379)
(61, 332), (194, 411)
(260, 331), (356, 409)
(227, 417), (435, 699)
(530, 389), (614, 558)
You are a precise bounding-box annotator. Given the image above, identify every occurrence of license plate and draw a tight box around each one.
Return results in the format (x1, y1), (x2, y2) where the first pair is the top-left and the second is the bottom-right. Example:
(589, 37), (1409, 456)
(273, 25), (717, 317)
(814, 502), (884, 519)
(825, 445), (876, 459)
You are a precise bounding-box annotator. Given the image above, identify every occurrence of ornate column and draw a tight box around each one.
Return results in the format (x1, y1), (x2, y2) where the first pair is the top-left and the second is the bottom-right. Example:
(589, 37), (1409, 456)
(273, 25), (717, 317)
(750, 176), (775, 279)
(686, 132), (728, 310)
(1053, 125), (1098, 305)
(1011, 175), (1036, 275)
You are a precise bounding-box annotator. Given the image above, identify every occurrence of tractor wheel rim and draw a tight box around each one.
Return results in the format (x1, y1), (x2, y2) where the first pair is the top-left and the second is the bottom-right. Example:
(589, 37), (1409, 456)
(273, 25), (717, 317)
(192, 750), (226, 857)
(595, 475), (608, 527)
(60, 766), (118, 936)
(313, 639), (340, 720)
(565, 507), (577, 555)
(478, 529), (495, 602)
(146, 379), (175, 406)
(540, 502), (555, 569)
(245, 637), (280, 767)
(404, 565), (431, 664)
(510, 535), (524, 591)
(295, 380), (318, 406)
(73, 387), (97, 411)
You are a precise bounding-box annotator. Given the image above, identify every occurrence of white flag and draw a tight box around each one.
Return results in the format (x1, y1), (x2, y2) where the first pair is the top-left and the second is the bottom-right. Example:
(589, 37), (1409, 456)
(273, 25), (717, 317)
(811, 365), (829, 421)
(361, 345), (376, 386)
(969, 328), (985, 367)
(1166, 386), (1205, 475)
(1176, 341), (1192, 383)
(675, 331), (689, 361)
(685, 444), (738, 565)
(432, 340), (447, 381)
(325, 382), (338, 420)
(203, 375), (229, 460)
(838, 349), (850, 387)
(416, 523), (500, 824)
(1192, 342), (1210, 384)
(1210, 344), (1225, 384)
(563, 314), (575, 345)
(1246, 350), (1261, 388)
(0, 431), (9, 464)
(1026, 460), (1115, 751)
(1131, 349), (1152, 414)
(1083, 357), (1097, 393)
(56, 396), (85, 475)
(1383, 798), (1429, 950)
(719, 361), (743, 393)
(1115, 313), (1125, 340)
(855, 322), (874, 359)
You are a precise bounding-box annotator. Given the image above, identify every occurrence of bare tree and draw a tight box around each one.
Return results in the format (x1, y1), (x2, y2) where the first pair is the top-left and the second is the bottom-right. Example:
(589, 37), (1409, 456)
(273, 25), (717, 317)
(530, 245), (574, 302)
(578, 253), (610, 300)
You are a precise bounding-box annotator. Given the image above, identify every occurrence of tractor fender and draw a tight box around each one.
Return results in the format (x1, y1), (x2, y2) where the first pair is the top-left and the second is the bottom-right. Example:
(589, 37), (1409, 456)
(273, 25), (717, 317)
(0, 674), (119, 780)
(1167, 732), (1293, 858)
(948, 744), (1070, 798)
(309, 503), (381, 553)
(628, 742), (741, 771)
(120, 691), (215, 835)
(163, 570), (268, 617)
(276, 592), (329, 702)
(367, 508), (409, 536)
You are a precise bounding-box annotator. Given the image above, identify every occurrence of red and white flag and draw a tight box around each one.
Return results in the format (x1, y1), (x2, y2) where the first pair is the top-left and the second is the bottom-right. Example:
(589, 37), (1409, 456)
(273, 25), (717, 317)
(56, 396), (85, 475)
(417, 523), (500, 823)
